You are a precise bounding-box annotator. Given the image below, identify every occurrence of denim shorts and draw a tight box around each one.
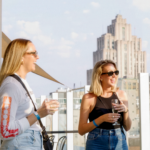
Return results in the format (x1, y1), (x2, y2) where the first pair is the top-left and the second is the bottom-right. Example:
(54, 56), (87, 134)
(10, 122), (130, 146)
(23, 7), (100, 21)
(86, 128), (128, 150)
(0, 130), (43, 150)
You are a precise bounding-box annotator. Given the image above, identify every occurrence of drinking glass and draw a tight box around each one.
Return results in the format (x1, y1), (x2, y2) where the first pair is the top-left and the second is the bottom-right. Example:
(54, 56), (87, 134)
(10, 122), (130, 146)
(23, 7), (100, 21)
(111, 99), (120, 126)
(45, 95), (60, 109)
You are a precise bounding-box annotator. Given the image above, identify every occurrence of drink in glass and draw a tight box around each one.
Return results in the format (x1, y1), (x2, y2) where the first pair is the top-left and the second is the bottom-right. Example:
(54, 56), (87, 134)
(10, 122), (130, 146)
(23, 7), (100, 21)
(111, 99), (120, 126)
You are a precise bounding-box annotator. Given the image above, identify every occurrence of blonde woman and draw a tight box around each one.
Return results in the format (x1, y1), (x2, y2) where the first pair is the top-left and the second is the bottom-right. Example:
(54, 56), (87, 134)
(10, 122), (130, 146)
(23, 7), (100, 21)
(0, 39), (59, 150)
(78, 60), (131, 150)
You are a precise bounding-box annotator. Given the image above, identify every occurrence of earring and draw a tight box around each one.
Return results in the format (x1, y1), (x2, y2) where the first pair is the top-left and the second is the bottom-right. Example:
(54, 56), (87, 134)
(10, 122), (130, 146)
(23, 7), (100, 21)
(21, 60), (23, 65)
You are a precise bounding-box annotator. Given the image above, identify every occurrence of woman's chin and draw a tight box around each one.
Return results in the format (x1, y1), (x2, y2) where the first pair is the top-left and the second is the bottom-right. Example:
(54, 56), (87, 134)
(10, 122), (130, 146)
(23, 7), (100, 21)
(110, 83), (116, 87)
(31, 66), (36, 72)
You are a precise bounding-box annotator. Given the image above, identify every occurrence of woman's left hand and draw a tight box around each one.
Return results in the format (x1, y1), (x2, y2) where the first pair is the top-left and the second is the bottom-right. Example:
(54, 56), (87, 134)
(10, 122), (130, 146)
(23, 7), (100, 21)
(112, 101), (128, 113)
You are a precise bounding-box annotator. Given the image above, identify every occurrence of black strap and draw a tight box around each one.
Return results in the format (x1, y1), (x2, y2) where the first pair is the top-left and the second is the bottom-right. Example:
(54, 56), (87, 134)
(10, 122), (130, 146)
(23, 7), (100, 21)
(10, 74), (48, 137)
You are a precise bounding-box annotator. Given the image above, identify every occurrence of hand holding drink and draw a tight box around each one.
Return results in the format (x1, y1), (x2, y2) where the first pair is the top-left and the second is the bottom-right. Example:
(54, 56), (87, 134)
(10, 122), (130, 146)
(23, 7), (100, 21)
(37, 98), (59, 118)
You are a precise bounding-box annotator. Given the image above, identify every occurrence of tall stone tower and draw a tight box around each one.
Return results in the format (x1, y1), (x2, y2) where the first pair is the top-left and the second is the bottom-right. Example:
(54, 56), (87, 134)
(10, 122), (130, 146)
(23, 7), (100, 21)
(87, 15), (146, 85)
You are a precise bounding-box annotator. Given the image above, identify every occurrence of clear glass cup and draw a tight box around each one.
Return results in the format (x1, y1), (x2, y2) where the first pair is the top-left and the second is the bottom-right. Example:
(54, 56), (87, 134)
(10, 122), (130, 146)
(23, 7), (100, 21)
(45, 95), (59, 109)
(111, 99), (120, 126)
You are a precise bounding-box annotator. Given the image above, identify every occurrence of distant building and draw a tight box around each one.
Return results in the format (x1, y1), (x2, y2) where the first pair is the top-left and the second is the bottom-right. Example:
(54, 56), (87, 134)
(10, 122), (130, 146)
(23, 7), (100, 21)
(87, 15), (147, 85)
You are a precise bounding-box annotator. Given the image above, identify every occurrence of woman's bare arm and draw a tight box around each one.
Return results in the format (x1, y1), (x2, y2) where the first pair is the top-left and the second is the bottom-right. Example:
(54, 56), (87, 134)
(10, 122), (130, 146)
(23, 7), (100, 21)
(118, 90), (132, 131)
(78, 94), (103, 135)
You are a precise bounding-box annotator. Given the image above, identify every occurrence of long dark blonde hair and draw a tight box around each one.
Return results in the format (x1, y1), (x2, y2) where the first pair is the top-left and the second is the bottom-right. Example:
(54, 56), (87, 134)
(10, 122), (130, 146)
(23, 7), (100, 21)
(0, 39), (31, 86)
(89, 60), (118, 96)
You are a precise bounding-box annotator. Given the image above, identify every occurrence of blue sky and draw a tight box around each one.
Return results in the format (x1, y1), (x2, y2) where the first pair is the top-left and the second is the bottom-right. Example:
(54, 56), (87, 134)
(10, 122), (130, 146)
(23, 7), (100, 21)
(2, 0), (150, 97)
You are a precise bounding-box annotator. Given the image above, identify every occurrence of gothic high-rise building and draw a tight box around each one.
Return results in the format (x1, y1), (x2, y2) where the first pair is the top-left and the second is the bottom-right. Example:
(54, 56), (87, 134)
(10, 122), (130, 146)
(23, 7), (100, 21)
(87, 15), (147, 85)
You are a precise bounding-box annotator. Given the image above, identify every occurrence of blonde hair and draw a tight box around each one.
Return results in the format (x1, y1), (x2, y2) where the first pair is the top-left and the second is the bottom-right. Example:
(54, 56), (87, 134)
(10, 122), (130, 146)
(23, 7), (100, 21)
(89, 59), (118, 96)
(0, 39), (31, 86)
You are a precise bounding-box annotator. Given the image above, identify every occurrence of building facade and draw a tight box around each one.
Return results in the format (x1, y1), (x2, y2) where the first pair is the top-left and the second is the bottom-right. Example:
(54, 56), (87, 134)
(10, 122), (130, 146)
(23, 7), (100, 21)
(87, 15), (147, 85)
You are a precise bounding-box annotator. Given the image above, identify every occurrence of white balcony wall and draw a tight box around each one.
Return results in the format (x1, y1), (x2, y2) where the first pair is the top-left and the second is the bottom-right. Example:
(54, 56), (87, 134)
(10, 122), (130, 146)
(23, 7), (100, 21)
(67, 91), (73, 150)
(139, 73), (150, 150)
(52, 93), (59, 150)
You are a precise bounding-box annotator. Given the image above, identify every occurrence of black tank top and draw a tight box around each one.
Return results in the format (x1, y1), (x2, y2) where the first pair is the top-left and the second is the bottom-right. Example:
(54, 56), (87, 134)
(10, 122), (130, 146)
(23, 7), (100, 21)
(89, 93), (123, 129)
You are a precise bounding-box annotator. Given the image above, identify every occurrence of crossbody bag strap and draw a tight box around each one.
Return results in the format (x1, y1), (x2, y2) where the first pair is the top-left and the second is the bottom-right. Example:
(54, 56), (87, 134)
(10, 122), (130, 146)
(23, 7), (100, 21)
(10, 74), (46, 131)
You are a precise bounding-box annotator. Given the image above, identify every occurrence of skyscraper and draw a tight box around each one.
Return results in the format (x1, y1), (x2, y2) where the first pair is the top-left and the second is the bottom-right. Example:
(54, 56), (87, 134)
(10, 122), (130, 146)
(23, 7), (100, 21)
(87, 15), (146, 85)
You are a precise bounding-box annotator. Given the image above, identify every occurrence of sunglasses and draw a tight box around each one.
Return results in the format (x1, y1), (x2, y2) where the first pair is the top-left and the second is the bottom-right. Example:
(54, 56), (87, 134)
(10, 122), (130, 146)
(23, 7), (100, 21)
(25, 51), (38, 57)
(101, 70), (119, 76)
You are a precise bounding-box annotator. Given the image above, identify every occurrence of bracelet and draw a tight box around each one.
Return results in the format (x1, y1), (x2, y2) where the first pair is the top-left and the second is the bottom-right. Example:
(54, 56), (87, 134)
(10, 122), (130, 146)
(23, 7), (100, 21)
(93, 120), (99, 127)
(33, 111), (40, 120)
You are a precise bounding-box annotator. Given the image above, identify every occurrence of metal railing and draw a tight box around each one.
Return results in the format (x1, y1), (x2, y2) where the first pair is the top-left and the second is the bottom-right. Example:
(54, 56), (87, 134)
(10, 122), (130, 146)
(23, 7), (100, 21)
(47, 130), (85, 150)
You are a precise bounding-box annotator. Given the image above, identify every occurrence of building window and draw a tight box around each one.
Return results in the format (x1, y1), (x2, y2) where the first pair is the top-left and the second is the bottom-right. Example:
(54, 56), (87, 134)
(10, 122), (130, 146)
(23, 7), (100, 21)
(141, 64), (142, 72)
(124, 82), (126, 89)
(138, 42), (140, 50)
(112, 41), (114, 49)
(124, 53), (127, 75)
(112, 28), (114, 35)
(128, 82), (131, 89)
(107, 39), (110, 49)
(122, 27), (125, 40)
(133, 83), (136, 89)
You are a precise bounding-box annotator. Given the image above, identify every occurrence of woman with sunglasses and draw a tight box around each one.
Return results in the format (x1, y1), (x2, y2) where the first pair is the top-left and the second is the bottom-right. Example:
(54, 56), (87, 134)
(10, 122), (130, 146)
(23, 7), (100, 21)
(78, 60), (131, 150)
(0, 39), (59, 150)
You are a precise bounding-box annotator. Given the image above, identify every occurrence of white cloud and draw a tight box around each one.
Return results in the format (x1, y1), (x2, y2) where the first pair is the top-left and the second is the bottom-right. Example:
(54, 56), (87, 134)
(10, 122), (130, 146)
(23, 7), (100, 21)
(71, 32), (78, 39)
(75, 50), (80, 58)
(64, 11), (70, 14)
(49, 38), (74, 58)
(90, 32), (94, 36)
(17, 31), (30, 39)
(143, 18), (150, 25)
(83, 10), (90, 14)
(60, 38), (74, 45)
(83, 35), (87, 41)
(17, 20), (41, 34)
(132, 0), (150, 11)
(16, 20), (54, 46)
(33, 35), (54, 45)
(142, 40), (148, 49)
(3, 25), (12, 34)
(91, 2), (100, 8)
(56, 46), (71, 58)
(71, 32), (94, 41)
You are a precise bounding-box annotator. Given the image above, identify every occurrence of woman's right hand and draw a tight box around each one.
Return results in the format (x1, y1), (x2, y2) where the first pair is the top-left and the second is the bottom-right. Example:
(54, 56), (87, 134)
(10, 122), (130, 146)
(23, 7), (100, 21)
(101, 113), (120, 123)
(37, 100), (59, 118)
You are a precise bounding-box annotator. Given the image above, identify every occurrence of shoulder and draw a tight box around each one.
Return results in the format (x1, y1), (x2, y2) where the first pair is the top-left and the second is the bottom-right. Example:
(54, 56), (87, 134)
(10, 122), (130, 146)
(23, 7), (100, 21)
(81, 93), (97, 107)
(83, 93), (97, 100)
(0, 77), (22, 95)
(116, 89), (128, 101)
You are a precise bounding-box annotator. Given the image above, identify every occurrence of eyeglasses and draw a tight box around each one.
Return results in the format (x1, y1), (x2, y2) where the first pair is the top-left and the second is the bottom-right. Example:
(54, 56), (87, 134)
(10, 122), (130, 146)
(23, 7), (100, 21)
(25, 51), (38, 57)
(101, 70), (119, 76)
